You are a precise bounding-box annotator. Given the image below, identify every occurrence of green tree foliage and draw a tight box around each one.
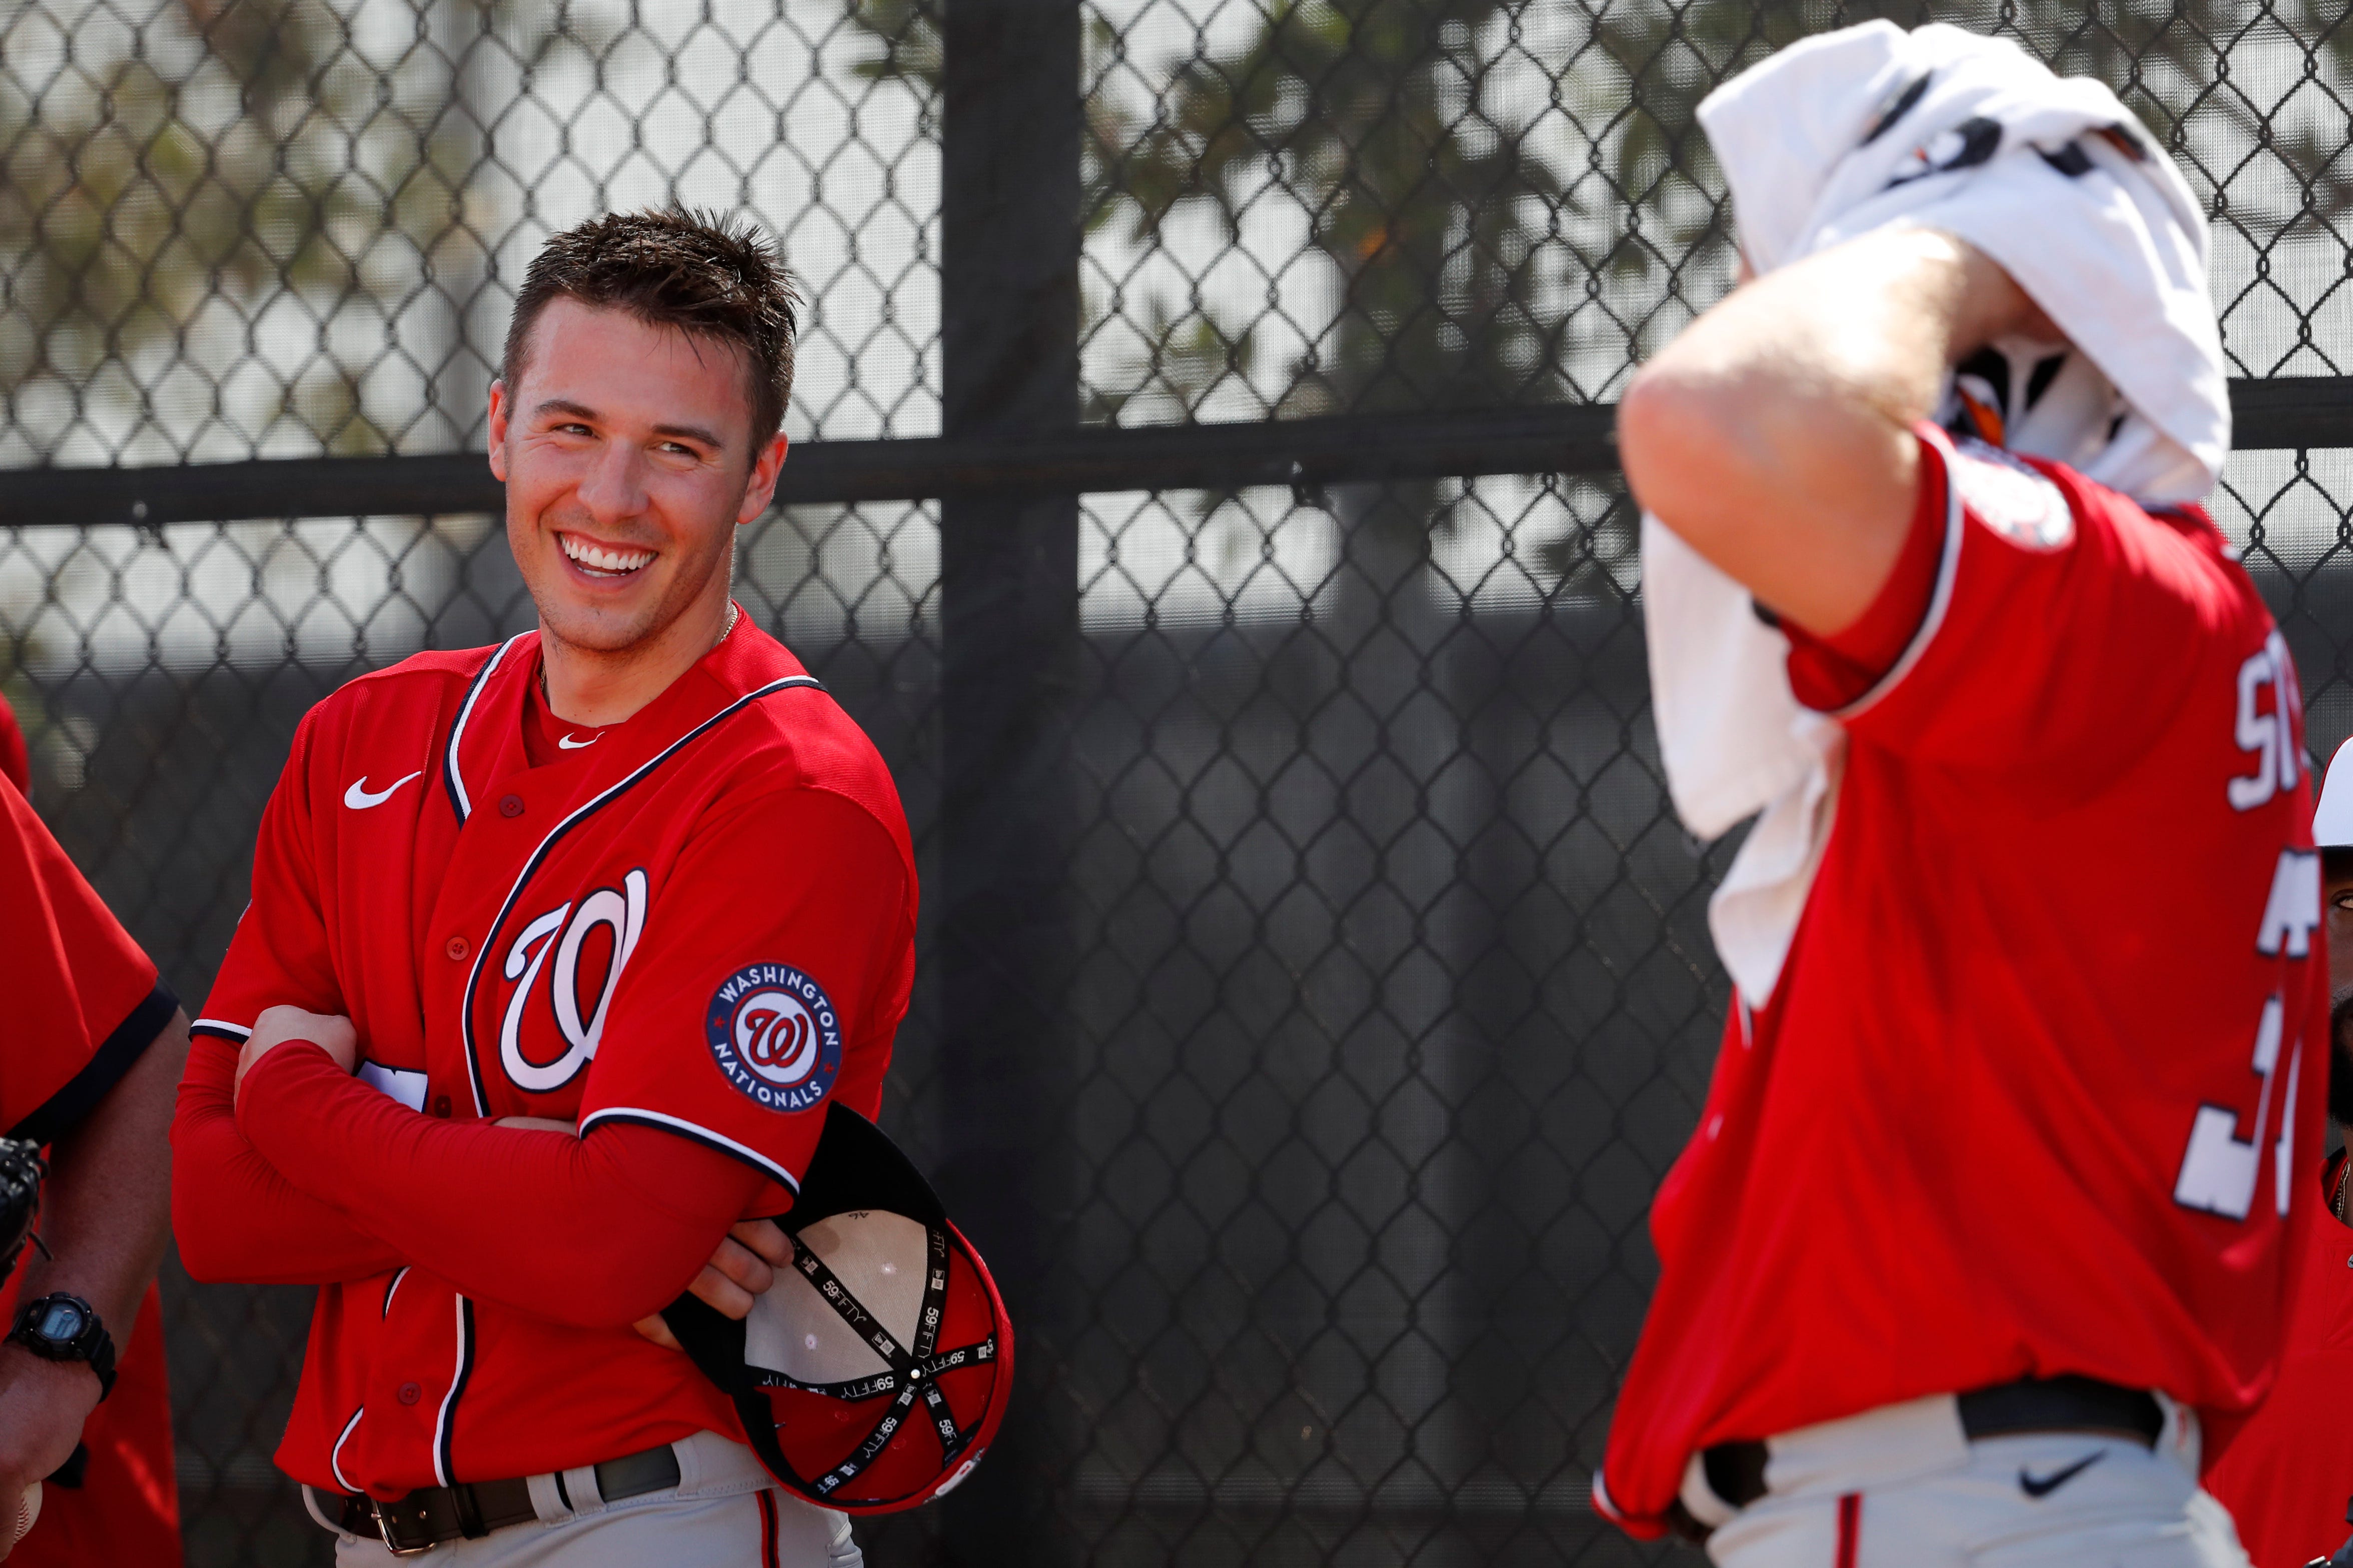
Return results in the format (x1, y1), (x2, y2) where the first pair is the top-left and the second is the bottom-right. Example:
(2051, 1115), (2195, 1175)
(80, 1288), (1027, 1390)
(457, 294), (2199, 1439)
(0, 0), (588, 458)
(847, 0), (1585, 590)
(851, 0), (2353, 593)
(1101, 0), (1570, 423)
(1580, 0), (2353, 340)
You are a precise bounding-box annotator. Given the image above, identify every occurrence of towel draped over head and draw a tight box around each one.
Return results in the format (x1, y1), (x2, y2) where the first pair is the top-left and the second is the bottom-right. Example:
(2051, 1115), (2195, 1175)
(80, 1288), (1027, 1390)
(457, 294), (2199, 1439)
(1642, 21), (2229, 1002)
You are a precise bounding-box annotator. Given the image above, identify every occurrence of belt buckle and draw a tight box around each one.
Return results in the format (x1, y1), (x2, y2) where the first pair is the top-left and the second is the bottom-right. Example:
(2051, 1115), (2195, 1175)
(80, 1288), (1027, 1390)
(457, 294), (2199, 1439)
(370, 1500), (437, 1557)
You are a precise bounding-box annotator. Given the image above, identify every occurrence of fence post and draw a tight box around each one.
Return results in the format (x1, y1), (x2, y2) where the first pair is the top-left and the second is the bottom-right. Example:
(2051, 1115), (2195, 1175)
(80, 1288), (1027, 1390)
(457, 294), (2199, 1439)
(935, 0), (1081, 1559)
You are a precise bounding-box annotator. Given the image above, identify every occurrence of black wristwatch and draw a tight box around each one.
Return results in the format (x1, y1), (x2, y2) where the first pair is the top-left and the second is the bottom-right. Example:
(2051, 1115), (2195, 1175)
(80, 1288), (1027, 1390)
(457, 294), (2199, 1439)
(9, 1295), (114, 1402)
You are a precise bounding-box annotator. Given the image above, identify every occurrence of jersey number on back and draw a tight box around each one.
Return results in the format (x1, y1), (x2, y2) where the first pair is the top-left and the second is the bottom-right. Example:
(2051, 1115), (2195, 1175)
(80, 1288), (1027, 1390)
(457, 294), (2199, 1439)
(2172, 847), (2315, 1220)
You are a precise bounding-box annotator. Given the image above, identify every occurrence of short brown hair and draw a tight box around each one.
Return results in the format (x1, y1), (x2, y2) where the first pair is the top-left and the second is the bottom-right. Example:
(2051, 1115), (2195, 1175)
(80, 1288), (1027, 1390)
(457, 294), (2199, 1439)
(502, 208), (800, 449)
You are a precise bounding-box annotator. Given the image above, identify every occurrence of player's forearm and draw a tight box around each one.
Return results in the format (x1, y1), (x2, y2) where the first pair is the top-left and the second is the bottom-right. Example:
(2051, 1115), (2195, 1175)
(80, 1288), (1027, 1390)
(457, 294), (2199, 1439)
(238, 1045), (757, 1326)
(1618, 227), (2044, 634)
(170, 1034), (405, 1284)
(17, 1012), (189, 1338)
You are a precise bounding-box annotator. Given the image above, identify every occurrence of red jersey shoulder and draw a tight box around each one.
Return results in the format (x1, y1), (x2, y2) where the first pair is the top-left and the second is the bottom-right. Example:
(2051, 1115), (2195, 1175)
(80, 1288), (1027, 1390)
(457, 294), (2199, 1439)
(700, 626), (913, 866)
(308, 647), (485, 728)
(0, 779), (160, 1128)
(299, 647), (487, 758)
(718, 691), (910, 852)
(2003, 442), (2242, 584)
(294, 646), (492, 800)
(1932, 427), (2235, 575)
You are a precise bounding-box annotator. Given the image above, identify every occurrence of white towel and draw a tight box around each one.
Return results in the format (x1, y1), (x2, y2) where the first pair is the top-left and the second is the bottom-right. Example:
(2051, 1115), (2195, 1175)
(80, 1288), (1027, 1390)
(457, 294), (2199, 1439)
(1643, 21), (2229, 1002)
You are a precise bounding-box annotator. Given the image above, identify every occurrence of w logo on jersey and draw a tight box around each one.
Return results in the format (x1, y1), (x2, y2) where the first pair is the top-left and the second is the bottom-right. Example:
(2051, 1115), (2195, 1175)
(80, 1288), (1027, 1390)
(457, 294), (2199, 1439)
(493, 869), (649, 1095)
(737, 1000), (818, 1080)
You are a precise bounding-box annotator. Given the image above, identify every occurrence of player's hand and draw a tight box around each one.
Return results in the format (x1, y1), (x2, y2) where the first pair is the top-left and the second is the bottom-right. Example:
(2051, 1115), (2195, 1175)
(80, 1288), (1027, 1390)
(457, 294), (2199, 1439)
(492, 1117), (577, 1133)
(631, 1220), (791, 1351)
(0, 1345), (97, 1556)
(234, 1006), (359, 1102)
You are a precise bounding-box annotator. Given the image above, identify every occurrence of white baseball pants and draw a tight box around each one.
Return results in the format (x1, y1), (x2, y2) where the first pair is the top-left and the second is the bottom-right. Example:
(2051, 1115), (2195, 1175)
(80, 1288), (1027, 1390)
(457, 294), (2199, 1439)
(307, 1431), (860, 1567)
(1691, 1392), (2252, 1568)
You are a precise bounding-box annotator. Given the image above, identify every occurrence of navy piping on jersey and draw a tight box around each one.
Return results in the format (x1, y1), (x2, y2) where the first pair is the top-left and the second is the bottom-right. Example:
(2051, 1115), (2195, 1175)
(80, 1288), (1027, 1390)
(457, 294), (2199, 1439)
(11, 979), (179, 1147)
(454, 675), (827, 1118)
(443, 633), (529, 826)
(383, 1266), (410, 1318)
(574, 1105), (801, 1193)
(434, 1294), (476, 1487)
(188, 1017), (250, 1043)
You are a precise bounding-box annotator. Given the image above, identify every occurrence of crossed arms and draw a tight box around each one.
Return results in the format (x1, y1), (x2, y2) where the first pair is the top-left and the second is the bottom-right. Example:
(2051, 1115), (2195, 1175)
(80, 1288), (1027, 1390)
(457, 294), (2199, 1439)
(172, 1009), (779, 1336)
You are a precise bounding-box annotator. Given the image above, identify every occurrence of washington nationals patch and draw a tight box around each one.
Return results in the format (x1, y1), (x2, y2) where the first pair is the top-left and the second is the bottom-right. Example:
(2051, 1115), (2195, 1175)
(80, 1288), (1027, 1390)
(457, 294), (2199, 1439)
(1952, 438), (2075, 551)
(705, 962), (843, 1114)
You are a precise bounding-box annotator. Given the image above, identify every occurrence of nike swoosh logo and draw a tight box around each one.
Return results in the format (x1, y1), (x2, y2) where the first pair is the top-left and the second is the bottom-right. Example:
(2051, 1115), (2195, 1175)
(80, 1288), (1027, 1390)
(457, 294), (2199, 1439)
(2018, 1450), (2103, 1499)
(557, 734), (597, 750)
(344, 770), (424, 810)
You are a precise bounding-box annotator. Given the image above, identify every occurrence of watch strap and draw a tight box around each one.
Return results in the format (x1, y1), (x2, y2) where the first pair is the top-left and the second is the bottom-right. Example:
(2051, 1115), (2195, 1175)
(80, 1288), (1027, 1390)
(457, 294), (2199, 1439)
(9, 1295), (115, 1402)
(84, 1321), (114, 1402)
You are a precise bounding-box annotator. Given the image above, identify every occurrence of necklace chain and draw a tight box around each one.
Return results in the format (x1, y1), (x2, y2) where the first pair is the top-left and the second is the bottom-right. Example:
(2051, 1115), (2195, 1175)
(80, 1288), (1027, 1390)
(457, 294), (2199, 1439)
(538, 601), (740, 702)
(2334, 1153), (2350, 1225)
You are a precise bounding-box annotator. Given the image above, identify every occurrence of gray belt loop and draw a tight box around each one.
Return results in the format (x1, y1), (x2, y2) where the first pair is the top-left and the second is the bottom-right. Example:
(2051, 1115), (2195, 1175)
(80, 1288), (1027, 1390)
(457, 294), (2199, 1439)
(301, 1484), (353, 1537)
(525, 1470), (574, 1525)
(666, 1429), (778, 1499)
(560, 1463), (607, 1516)
(669, 1437), (703, 1497)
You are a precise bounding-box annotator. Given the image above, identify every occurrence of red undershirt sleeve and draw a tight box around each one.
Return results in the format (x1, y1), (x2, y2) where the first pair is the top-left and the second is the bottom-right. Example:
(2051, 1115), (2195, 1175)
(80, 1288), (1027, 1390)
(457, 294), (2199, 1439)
(236, 1042), (762, 1328)
(171, 1034), (406, 1285)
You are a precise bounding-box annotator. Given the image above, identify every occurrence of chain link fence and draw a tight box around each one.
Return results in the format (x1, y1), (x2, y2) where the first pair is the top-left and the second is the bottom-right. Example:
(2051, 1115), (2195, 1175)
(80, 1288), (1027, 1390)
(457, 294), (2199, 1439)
(6, 1), (2353, 1563)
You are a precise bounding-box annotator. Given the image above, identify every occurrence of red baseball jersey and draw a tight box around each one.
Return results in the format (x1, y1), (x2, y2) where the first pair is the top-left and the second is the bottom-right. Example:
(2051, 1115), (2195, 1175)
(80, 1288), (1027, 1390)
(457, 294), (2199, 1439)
(190, 614), (916, 1493)
(0, 720), (183, 1566)
(2205, 1152), (2353, 1566)
(1594, 429), (2326, 1537)
(0, 730), (177, 1146)
(0, 696), (28, 799)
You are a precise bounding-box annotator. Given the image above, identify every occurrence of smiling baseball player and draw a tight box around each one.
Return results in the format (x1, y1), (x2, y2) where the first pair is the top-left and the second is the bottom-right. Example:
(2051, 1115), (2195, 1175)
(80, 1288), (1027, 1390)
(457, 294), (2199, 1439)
(171, 209), (915, 1563)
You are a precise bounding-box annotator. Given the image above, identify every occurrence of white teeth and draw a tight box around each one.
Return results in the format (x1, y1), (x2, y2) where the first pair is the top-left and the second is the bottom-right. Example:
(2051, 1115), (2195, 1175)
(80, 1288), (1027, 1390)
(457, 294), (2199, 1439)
(559, 535), (654, 574)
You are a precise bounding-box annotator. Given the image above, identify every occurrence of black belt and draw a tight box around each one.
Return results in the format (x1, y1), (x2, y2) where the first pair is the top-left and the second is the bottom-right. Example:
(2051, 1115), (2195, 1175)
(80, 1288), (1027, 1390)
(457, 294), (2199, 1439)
(325, 1444), (681, 1555)
(1670, 1375), (2163, 1543)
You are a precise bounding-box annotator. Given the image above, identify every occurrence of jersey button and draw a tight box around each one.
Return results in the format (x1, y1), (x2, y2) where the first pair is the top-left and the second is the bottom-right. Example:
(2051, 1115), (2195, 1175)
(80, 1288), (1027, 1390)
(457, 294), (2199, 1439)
(397, 1382), (422, 1406)
(432, 1096), (451, 1119)
(445, 936), (469, 962)
(499, 794), (525, 818)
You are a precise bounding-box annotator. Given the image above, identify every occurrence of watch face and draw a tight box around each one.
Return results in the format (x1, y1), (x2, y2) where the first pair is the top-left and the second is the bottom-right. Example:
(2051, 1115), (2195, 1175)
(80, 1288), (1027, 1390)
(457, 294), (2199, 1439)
(35, 1300), (83, 1342)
